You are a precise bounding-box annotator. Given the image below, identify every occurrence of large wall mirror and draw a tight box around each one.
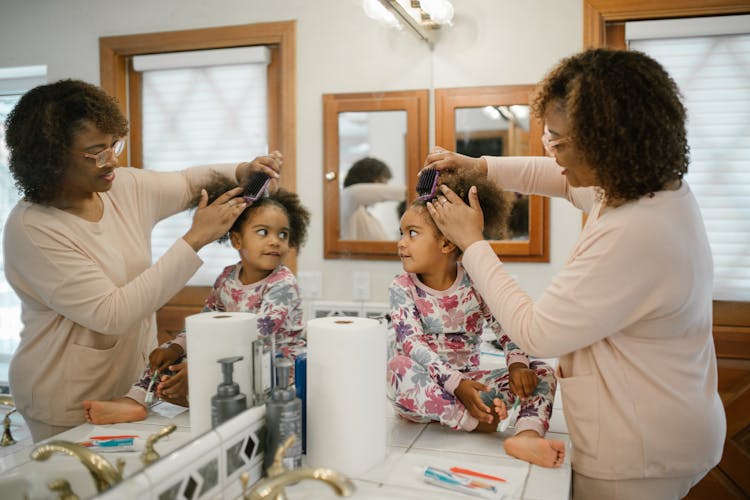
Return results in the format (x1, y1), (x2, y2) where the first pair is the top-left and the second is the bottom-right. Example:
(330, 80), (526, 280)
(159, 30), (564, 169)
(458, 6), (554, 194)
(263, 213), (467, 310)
(323, 90), (429, 259)
(435, 85), (549, 262)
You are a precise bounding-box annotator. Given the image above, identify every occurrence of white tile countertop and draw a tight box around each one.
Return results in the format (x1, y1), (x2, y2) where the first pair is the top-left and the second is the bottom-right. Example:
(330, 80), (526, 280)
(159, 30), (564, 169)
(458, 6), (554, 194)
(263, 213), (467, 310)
(283, 336), (571, 500)
(0, 333), (570, 499)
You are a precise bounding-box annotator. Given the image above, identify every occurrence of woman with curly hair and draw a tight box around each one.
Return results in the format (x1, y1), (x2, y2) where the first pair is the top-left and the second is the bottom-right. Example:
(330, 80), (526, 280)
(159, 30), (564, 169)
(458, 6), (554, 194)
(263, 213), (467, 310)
(423, 49), (724, 499)
(340, 156), (406, 240)
(388, 170), (563, 467)
(3, 79), (282, 441)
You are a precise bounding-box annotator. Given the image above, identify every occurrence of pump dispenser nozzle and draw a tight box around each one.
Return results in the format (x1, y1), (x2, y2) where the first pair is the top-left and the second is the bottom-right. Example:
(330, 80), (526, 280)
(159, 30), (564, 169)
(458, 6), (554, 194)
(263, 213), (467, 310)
(211, 356), (248, 428)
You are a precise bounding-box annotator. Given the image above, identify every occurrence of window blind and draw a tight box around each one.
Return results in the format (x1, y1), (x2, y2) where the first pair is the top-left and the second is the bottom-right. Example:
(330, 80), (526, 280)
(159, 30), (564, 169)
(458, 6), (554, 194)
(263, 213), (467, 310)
(140, 56), (269, 285)
(627, 20), (750, 301)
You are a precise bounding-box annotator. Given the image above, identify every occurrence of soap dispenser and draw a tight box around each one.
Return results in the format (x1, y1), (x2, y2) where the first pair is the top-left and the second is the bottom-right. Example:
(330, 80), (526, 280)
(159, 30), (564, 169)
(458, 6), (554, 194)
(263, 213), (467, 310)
(211, 356), (248, 428)
(264, 357), (302, 471)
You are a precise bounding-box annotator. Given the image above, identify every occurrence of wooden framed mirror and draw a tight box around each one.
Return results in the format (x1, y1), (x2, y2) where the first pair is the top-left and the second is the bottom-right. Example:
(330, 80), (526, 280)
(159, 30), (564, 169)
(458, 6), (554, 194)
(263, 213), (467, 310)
(323, 90), (429, 260)
(435, 85), (550, 262)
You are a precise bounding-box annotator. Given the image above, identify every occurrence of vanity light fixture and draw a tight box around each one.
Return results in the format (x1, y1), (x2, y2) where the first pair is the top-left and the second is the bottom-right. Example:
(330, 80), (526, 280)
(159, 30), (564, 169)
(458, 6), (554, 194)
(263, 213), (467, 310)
(362, 0), (455, 48)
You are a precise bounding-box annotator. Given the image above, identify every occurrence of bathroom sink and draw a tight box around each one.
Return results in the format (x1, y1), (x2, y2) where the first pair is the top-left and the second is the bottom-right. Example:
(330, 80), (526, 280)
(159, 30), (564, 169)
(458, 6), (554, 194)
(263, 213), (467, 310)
(0, 464), (99, 500)
(0, 451), (144, 500)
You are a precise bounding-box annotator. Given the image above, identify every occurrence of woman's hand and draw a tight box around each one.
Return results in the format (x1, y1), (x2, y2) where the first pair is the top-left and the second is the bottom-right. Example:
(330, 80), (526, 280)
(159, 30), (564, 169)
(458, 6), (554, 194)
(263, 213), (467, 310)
(149, 343), (183, 373)
(422, 147), (488, 177)
(508, 362), (539, 400)
(236, 150), (283, 190)
(182, 187), (247, 251)
(427, 184), (485, 251)
(454, 379), (494, 424)
(157, 361), (188, 403)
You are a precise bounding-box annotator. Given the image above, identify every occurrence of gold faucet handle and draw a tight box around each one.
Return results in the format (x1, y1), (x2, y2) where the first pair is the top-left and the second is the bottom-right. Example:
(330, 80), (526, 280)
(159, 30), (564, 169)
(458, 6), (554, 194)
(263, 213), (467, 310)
(1, 408), (17, 447)
(0, 395), (15, 408)
(140, 423), (177, 465)
(48, 478), (80, 500)
(267, 434), (296, 479)
(240, 471), (250, 499)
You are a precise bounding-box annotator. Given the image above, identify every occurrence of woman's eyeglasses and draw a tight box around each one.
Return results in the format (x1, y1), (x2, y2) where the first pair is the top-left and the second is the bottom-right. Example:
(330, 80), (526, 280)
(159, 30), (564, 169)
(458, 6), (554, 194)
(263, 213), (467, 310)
(81, 138), (126, 168)
(541, 126), (568, 156)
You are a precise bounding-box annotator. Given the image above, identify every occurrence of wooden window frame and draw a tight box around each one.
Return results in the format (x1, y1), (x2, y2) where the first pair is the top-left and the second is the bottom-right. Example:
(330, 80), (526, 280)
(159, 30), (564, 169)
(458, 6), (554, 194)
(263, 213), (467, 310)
(99, 21), (296, 337)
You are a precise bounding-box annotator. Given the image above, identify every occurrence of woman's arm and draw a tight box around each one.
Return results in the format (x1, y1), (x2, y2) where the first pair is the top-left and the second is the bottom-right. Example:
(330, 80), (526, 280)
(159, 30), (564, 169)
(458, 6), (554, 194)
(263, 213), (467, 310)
(343, 183), (406, 207)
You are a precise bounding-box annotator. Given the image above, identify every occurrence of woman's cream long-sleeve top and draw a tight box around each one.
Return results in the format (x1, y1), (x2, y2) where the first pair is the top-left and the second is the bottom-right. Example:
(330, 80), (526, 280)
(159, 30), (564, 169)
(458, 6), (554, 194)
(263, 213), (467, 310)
(3, 164), (238, 427)
(462, 156), (725, 480)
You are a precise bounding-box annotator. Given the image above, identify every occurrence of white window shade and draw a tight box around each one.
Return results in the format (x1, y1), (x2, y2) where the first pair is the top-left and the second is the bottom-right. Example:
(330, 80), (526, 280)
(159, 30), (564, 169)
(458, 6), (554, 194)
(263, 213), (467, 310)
(628, 20), (750, 301)
(140, 51), (269, 286)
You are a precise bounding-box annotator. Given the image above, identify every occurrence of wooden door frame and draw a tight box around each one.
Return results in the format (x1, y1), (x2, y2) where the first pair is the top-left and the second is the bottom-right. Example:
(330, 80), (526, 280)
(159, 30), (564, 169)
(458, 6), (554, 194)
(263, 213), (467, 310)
(583, 3), (750, 497)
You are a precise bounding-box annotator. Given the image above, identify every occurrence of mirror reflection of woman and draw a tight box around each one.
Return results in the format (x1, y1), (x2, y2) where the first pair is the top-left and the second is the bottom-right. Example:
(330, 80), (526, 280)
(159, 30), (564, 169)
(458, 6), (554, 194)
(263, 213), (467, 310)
(340, 156), (405, 240)
(2, 79), (280, 442)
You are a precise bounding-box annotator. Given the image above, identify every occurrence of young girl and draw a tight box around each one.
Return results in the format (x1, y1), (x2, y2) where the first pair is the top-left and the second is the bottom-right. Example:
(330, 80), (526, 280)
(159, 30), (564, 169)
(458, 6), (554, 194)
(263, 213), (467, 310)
(388, 171), (565, 468)
(83, 175), (311, 424)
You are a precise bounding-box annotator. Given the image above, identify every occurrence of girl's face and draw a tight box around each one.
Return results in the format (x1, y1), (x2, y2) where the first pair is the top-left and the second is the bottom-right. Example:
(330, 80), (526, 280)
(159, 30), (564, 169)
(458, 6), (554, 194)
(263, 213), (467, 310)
(60, 121), (119, 198)
(231, 205), (291, 274)
(397, 206), (452, 274)
(544, 102), (599, 188)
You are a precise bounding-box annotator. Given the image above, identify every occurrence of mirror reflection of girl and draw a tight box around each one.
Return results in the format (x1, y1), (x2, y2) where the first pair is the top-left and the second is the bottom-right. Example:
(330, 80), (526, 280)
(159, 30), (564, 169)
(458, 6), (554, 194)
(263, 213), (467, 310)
(388, 172), (565, 467)
(83, 176), (310, 424)
(340, 156), (406, 240)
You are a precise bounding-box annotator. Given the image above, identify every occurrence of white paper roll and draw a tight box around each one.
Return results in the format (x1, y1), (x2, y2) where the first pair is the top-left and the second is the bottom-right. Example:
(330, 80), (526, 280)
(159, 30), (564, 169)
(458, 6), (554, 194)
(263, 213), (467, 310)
(185, 311), (257, 435)
(306, 316), (387, 476)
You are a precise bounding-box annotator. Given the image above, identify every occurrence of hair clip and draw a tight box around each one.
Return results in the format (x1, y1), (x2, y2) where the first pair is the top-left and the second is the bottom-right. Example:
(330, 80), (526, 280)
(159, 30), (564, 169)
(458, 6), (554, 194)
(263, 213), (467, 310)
(242, 172), (272, 204)
(416, 168), (440, 201)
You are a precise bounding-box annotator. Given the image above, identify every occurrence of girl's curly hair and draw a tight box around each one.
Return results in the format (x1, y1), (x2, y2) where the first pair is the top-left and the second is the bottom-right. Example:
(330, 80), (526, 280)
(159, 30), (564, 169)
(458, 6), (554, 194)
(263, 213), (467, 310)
(4, 79), (129, 204)
(531, 48), (688, 202)
(197, 173), (311, 252)
(413, 169), (511, 241)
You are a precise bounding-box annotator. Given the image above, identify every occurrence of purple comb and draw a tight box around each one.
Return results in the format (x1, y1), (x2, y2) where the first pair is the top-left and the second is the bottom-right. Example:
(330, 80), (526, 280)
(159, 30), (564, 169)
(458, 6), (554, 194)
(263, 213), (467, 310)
(242, 172), (271, 204)
(416, 169), (440, 201)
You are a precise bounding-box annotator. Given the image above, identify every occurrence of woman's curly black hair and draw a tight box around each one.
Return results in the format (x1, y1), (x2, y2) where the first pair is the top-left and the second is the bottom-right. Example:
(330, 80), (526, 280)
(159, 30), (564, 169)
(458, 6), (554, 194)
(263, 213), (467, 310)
(343, 157), (392, 187)
(197, 173), (311, 252)
(412, 169), (511, 241)
(531, 48), (689, 202)
(4, 79), (129, 204)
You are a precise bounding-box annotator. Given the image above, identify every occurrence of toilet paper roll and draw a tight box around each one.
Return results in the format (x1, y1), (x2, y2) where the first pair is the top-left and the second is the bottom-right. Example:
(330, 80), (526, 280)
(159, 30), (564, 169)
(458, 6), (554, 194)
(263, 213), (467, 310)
(306, 316), (387, 476)
(185, 311), (257, 435)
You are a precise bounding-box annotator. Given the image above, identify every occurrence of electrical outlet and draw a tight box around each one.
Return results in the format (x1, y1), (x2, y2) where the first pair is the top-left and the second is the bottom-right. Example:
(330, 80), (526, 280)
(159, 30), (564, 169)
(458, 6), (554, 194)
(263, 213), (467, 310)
(297, 271), (322, 299)
(353, 271), (370, 301)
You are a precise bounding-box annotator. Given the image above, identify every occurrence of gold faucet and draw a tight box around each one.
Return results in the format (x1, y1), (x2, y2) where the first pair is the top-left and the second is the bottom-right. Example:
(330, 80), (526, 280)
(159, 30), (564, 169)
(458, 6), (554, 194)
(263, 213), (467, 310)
(0, 395), (16, 446)
(140, 423), (177, 465)
(239, 435), (356, 500)
(30, 440), (125, 493)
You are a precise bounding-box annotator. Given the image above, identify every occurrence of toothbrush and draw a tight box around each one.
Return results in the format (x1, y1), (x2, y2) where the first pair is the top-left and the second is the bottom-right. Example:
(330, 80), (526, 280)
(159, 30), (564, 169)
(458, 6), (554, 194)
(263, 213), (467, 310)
(144, 370), (160, 404)
(499, 397), (520, 432)
(416, 168), (440, 201)
(243, 171), (272, 204)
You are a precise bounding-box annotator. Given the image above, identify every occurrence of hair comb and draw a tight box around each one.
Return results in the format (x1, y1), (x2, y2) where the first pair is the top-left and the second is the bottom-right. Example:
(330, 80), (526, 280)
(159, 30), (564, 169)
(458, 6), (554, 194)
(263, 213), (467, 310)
(416, 168), (440, 201)
(242, 171), (272, 204)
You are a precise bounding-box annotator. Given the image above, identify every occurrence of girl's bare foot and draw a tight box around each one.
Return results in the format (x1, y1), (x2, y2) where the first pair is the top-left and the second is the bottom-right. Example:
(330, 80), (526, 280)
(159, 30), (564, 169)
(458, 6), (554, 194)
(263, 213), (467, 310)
(83, 398), (147, 424)
(503, 430), (566, 467)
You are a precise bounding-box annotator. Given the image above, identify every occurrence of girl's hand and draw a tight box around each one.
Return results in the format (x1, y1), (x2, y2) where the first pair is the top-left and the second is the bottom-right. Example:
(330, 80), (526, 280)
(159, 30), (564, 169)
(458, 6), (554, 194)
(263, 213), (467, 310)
(182, 187), (247, 251)
(508, 363), (539, 400)
(149, 344), (183, 372)
(237, 150), (283, 188)
(454, 379), (494, 424)
(427, 185), (485, 251)
(422, 147), (487, 177)
(157, 361), (189, 402)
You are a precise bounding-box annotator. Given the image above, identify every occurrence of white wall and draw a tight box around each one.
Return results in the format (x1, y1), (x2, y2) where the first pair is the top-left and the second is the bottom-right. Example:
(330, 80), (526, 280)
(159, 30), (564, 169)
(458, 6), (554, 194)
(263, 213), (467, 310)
(0, 0), (583, 303)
